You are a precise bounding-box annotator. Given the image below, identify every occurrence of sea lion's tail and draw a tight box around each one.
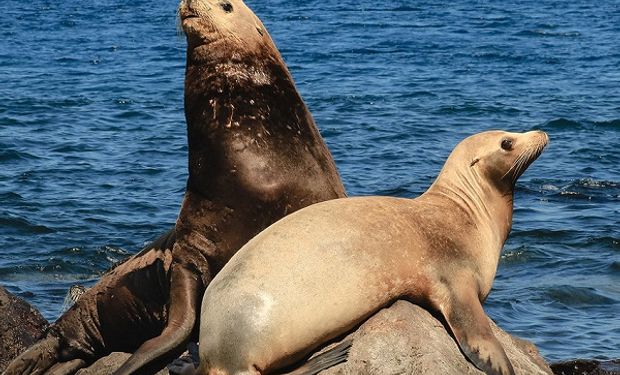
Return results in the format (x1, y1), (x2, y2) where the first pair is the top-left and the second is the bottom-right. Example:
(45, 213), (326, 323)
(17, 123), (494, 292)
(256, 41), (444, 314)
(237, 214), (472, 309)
(284, 339), (353, 375)
(2, 335), (61, 375)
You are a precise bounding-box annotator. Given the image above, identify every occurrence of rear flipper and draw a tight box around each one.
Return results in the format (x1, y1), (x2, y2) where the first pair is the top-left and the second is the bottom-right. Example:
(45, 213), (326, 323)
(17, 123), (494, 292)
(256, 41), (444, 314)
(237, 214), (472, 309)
(167, 342), (200, 375)
(187, 339), (352, 375)
(438, 285), (515, 375)
(2, 335), (61, 375)
(285, 339), (352, 375)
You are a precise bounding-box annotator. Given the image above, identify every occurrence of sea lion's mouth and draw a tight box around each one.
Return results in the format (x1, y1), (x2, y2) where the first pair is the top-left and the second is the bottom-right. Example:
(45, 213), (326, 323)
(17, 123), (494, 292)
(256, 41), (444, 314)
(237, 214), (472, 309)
(178, 4), (201, 23)
(180, 12), (200, 22)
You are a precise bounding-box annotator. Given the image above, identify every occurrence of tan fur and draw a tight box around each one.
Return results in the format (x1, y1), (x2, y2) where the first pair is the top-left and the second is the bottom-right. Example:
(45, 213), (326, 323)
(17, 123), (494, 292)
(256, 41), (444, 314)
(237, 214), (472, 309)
(197, 130), (548, 375)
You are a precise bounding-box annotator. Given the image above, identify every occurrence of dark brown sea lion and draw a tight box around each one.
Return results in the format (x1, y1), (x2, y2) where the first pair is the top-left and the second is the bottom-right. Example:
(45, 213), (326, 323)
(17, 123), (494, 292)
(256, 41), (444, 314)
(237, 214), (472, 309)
(193, 130), (548, 375)
(3, 0), (346, 373)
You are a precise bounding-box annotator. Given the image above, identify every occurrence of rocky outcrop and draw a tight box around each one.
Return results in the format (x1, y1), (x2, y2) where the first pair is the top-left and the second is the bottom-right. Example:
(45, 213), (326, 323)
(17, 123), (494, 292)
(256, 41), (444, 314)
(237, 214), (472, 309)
(3, 293), (580, 375)
(94, 300), (553, 375)
(317, 300), (552, 375)
(0, 286), (49, 372)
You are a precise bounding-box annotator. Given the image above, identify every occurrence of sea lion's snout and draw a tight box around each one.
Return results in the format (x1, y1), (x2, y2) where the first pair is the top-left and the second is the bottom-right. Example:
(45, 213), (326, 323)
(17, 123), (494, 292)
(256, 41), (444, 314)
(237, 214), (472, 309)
(530, 130), (549, 148)
(524, 130), (549, 157)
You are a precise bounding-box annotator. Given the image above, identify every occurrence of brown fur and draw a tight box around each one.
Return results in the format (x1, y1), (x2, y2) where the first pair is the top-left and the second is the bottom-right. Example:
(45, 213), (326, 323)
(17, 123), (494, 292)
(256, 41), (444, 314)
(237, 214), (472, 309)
(3, 0), (345, 373)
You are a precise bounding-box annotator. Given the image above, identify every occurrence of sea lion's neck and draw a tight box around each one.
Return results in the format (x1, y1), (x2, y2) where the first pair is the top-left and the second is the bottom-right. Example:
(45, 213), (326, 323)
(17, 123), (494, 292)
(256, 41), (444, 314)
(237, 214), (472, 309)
(184, 52), (299, 132)
(182, 49), (323, 195)
(422, 169), (513, 298)
(423, 166), (514, 247)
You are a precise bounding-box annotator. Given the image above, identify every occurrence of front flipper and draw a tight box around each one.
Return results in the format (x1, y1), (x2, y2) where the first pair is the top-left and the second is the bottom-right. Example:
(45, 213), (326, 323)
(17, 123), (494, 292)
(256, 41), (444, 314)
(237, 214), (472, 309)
(112, 264), (204, 375)
(438, 284), (515, 375)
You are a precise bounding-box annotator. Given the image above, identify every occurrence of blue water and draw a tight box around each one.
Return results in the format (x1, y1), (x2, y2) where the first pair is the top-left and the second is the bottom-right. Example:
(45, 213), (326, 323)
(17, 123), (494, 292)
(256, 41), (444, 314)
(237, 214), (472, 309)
(0, 0), (618, 363)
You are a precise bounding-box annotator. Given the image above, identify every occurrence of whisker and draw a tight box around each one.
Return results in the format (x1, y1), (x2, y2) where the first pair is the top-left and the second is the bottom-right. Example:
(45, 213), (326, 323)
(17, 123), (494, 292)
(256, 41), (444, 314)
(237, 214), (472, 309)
(513, 151), (530, 178)
(502, 151), (527, 180)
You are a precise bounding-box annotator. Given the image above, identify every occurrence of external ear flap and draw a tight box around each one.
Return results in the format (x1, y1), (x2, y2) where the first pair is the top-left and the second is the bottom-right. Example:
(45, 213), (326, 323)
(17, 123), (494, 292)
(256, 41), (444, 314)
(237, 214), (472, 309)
(470, 158), (480, 167)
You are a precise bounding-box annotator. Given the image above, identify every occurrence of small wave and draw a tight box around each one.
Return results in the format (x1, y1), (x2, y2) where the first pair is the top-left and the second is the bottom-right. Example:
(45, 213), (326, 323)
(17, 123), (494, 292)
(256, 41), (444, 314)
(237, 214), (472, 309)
(0, 216), (55, 234)
(390, 6), (422, 12)
(373, 186), (414, 198)
(396, 90), (437, 99)
(0, 245), (131, 278)
(96, 245), (131, 266)
(433, 103), (522, 116)
(500, 247), (529, 264)
(541, 118), (583, 130)
(55, 57), (80, 64)
(537, 178), (619, 202)
(0, 148), (40, 162)
(60, 19), (76, 28)
(558, 191), (592, 200)
(0, 192), (24, 201)
(517, 29), (581, 38)
(540, 118), (620, 131)
(541, 184), (560, 192)
(471, 51), (528, 62)
(6, 97), (92, 111)
(513, 228), (574, 239)
(571, 178), (618, 189)
(544, 286), (617, 306)
(592, 119), (620, 129)
(112, 110), (156, 120)
(51, 143), (97, 153)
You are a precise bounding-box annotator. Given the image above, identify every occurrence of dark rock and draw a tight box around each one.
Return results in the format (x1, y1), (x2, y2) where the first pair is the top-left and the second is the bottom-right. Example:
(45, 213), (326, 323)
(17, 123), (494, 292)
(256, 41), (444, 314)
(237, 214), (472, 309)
(551, 359), (620, 375)
(316, 300), (553, 375)
(0, 285), (49, 372)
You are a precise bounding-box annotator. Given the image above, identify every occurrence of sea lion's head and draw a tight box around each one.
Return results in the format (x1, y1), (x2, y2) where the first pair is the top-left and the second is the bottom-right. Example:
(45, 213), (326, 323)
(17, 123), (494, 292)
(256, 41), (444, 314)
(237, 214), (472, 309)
(437, 130), (549, 195)
(178, 0), (271, 63)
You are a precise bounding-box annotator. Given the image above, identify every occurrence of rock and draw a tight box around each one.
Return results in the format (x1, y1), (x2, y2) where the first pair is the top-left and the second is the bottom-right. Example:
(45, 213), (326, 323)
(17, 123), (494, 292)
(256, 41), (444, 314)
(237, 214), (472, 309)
(317, 300), (553, 375)
(75, 352), (169, 375)
(0, 290), (575, 375)
(551, 359), (620, 375)
(0, 285), (49, 372)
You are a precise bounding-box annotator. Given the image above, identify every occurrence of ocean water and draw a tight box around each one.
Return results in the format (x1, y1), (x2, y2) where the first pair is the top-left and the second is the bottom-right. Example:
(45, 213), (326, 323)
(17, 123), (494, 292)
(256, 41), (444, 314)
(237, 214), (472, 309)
(0, 0), (618, 363)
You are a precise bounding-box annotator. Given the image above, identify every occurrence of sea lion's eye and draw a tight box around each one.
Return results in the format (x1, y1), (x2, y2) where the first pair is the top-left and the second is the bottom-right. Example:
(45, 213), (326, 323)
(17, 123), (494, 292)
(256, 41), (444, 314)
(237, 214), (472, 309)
(220, 1), (233, 12)
(501, 139), (513, 151)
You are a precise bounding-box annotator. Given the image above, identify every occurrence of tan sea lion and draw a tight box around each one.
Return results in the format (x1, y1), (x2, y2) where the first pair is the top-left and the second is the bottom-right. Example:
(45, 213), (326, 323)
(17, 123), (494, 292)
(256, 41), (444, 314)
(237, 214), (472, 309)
(195, 130), (549, 375)
(3, 0), (346, 373)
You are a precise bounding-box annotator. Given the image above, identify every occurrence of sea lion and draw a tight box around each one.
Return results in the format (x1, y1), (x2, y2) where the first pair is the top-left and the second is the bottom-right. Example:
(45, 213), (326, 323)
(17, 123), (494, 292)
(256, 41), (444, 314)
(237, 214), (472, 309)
(194, 130), (549, 375)
(4, 0), (345, 373)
